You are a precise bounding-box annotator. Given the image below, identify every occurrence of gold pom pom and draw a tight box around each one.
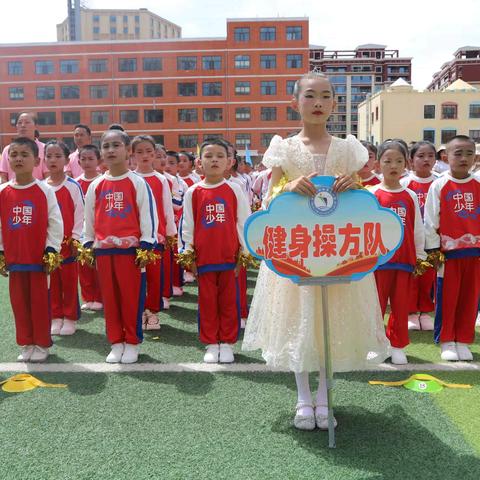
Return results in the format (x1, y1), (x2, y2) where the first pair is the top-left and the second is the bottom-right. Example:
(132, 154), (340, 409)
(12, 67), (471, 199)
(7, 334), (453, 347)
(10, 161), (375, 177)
(237, 252), (259, 269)
(413, 258), (433, 276)
(426, 250), (445, 268)
(135, 248), (161, 268)
(76, 242), (95, 268)
(0, 253), (7, 276)
(270, 175), (289, 199)
(43, 252), (63, 274)
(165, 236), (177, 249)
(176, 249), (196, 268)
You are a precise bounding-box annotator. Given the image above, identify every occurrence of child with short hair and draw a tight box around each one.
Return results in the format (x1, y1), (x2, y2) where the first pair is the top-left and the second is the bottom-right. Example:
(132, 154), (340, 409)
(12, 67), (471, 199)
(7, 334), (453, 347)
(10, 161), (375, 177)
(0, 137), (63, 362)
(358, 141), (381, 187)
(45, 141), (84, 336)
(179, 139), (251, 364)
(178, 151), (201, 186)
(84, 129), (158, 363)
(425, 135), (480, 361)
(76, 144), (103, 311)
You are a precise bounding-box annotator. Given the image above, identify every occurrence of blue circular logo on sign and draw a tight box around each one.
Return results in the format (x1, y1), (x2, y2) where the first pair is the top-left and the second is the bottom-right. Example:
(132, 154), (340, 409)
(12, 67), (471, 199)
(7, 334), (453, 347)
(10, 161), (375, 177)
(309, 187), (338, 216)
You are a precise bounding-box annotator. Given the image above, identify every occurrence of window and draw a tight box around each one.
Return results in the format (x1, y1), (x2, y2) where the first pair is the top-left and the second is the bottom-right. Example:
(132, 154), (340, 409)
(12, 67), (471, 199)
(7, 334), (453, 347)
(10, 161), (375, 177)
(261, 81), (276, 95)
(9, 87), (24, 100)
(89, 59), (108, 73)
(60, 60), (79, 74)
(330, 76), (347, 84)
(202, 82), (222, 96)
(287, 106), (301, 121)
(118, 58), (137, 72)
(135, 15), (139, 23)
(262, 133), (276, 147)
(143, 57), (162, 71)
(469, 130), (480, 141)
(61, 86), (80, 99)
(62, 111), (81, 125)
(37, 112), (56, 125)
(441, 129), (457, 144)
(144, 84), (163, 97)
(325, 67), (346, 72)
(424, 105), (435, 119)
(37, 86), (55, 100)
(235, 107), (251, 121)
(286, 80), (296, 95)
(203, 108), (223, 122)
(260, 27), (276, 41)
(177, 56), (197, 70)
(110, 15), (116, 22)
(234, 27), (250, 42)
(119, 110), (139, 123)
(423, 129), (435, 143)
(286, 26), (302, 40)
(235, 55), (250, 69)
(441, 103), (457, 119)
(178, 82), (197, 96)
(286, 54), (302, 69)
(90, 85), (108, 99)
(119, 84), (138, 98)
(261, 107), (277, 121)
(260, 55), (276, 69)
(152, 135), (165, 145)
(123, 15), (128, 23)
(91, 111), (109, 124)
(93, 27), (100, 35)
(93, 15), (99, 22)
(352, 65), (372, 72)
(469, 104), (480, 118)
(123, 27), (128, 34)
(110, 27), (117, 34)
(202, 56), (222, 70)
(35, 61), (54, 74)
(351, 75), (372, 84)
(179, 135), (198, 149)
(144, 110), (164, 123)
(8, 61), (23, 75)
(178, 109), (198, 122)
(203, 134), (223, 141)
(235, 81), (250, 95)
(236, 134), (251, 147)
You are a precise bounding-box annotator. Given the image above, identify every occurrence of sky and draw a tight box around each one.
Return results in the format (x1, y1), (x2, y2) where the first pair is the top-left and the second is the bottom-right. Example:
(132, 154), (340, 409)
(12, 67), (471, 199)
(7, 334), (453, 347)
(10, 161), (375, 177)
(1, 0), (479, 89)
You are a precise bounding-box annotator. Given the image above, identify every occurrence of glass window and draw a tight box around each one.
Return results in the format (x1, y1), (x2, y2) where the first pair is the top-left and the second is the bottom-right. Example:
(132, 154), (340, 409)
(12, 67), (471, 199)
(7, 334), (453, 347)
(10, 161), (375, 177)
(286, 54), (302, 69)
(37, 86), (55, 100)
(177, 56), (197, 70)
(260, 55), (276, 69)
(62, 111), (81, 125)
(135, 15), (139, 23)
(9, 113), (17, 126)
(260, 27), (276, 41)
(35, 61), (54, 74)
(286, 80), (296, 95)
(123, 27), (128, 34)
(203, 134), (223, 141)
(152, 135), (165, 145)
(37, 112), (56, 125)
(179, 135), (198, 149)
(144, 110), (164, 123)
(351, 75), (372, 84)
(61, 86), (80, 99)
(286, 26), (302, 40)
(9, 87), (24, 100)
(203, 108), (223, 122)
(119, 110), (139, 123)
(469, 129), (480, 141)
(90, 85), (108, 99)
(8, 61), (23, 75)
(60, 60), (79, 74)
(234, 27), (250, 42)
(143, 57), (163, 71)
(423, 130), (435, 143)
(261, 81), (276, 95)
(89, 59), (108, 73)
(441, 129), (457, 144)
(235, 81), (250, 95)
(178, 82), (197, 96)
(235, 134), (251, 147)
(91, 111), (109, 125)
(93, 26), (100, 35)
(469, 104), (480, 118)
(424, 105), (435, 119)
(441, 103), (457, 119)
(93, 15), (99, 22)
(178, 109), (198, 122)
(325, 67), (346, 73)
(110, 27), (117, 34)
(261, 107), (277, 121)
(110, 15), (116, 22)
(119, 84), (138, 98)
(262, 133), (275, 147)
(287, 106), (301, 121)
(202, 82), (222, 96)
(234, 55), (250, 69)
(144, 84), (163, 97)
(329, 76), (347, 84)
(202, 56), (222, 70)
(118, 58), (137, 72)
(235, 107), (251, 121)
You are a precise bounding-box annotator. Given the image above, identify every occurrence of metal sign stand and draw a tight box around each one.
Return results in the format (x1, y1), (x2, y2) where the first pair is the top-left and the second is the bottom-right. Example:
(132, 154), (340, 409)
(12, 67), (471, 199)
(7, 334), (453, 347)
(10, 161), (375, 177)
(297, 276), (351, 449)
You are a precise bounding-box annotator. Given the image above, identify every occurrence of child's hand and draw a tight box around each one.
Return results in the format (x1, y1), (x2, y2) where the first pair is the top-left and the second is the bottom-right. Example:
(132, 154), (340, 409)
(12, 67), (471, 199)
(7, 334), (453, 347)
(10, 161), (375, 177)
(190, 261), (198, 278)
(333, 174), (356, 193)
(285, 172), (317, 196)
(426, 250), (445, 270)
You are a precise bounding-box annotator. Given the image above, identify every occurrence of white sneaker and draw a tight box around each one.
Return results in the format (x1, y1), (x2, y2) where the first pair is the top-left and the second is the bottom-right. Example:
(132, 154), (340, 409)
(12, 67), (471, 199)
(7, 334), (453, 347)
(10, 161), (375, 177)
(476, 312), (480, 327)
(391, 347), (408, 365)
(121, 344), (140, 364)
(419, 313), (434, 331)
(30, 346), (49, 363)
(172, 286), (183, 297)
(106, 343), (125, 363)
(456, 343), (473, 361)
(162, 297), (170, 310)
(90, 302), (103, 311)
(219, 343), (235, 363)
(17, 345), (35, 362)
(60, 319), (76, 335)
(440, 342), (459, 361)
(240, 318), (246, 329)
(203, 344), (219, 363)
(315, 405), (338, 430)
(293, 403), (315, 431)
(184, 271), (196, 283)
(81, 302), (93, 311)
(51, 318), (63, 335)
(407, 314), (420, 330)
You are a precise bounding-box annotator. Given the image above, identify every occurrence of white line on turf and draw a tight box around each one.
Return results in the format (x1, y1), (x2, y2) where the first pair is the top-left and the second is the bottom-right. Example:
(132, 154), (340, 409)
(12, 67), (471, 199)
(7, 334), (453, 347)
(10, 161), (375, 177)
(0, 362), (479, 373)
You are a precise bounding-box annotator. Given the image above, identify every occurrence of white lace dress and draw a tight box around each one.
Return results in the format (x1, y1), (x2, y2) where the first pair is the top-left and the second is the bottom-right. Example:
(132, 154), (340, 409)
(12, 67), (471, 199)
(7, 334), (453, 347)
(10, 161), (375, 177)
(242, 134), (391, 372)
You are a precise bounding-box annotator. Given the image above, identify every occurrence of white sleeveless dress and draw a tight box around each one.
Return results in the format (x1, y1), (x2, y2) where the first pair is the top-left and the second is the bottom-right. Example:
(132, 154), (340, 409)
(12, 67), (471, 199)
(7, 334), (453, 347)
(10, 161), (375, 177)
(242, 134), (391, 372)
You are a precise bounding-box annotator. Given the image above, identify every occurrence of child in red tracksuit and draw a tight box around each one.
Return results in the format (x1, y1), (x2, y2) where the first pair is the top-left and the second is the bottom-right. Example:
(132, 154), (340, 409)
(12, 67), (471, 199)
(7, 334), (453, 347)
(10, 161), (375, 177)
(45, 141), (84, 336)
(76, 144), (103, 311)
(0, 137), (63, 362)
(425, 135), (480, 362)
(179, 139), (251, 364)
(371, 140), (427, 365)
(84, 129), (158, 364)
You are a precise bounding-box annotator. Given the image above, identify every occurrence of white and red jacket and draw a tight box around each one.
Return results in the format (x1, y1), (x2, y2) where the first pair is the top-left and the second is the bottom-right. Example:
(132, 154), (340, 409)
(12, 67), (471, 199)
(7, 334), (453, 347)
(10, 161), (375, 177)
(361, 173), (381, 188)
(76, 173), (102, 197)
(179, 172), (201, 188)
(400, 173), (438, 219)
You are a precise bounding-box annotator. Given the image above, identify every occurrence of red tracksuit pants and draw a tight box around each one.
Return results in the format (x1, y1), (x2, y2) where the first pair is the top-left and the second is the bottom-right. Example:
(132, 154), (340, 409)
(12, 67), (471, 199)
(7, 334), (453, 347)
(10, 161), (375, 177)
(409, 267), (435, 313)
(50, 261), (80, 320)
(162, 247), (173, 299)
(438, 257), (480, 344)
(238, 266), (249, 319)
(375, 269), (412, 348)
(9, 271), (52, 348)
(197, 269), (240, 345)
(96, 253), (145, 345)
(145, 249), (164, 313)
(79, 263), (102, 303)
(172, 243), (183, 288)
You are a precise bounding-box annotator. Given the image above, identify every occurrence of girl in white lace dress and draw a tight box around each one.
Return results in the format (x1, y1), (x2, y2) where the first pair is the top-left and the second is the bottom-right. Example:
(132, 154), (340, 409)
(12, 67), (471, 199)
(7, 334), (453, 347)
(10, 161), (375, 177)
(242, 73), (390, 430)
